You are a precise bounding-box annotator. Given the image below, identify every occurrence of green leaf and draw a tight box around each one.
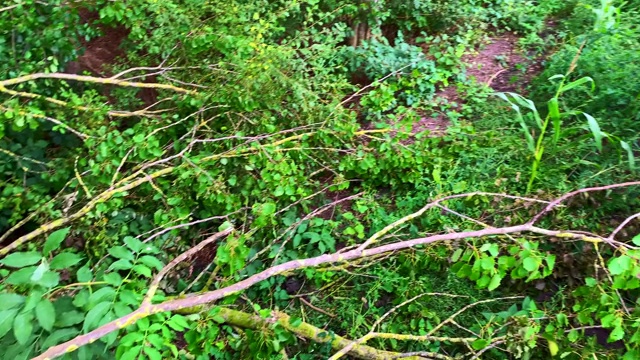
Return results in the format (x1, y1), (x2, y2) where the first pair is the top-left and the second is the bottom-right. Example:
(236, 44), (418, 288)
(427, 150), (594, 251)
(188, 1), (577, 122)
(132, 265), (152, 278)
(55, 311), (85, 327)
(144, 346), (162, 360)
(609, 255), (632, 275)
(548, 97), (561, 144)
(103, 272), (122, 286)
(262, 202), (277, 215)
(147, 333), (164, 348)
(5, 266), (37, 285)
(43, 228), (71, 256)
(109, 259), (133, 271)
(1, 252), (42, 268)
(108, 246), (134, 261)
(487, 274), (502, 291)
(472, 338), (488, 350)
(584, 113), (603, 152)
(35, 299), (56, 331)
(218, 221), (233, 232)
(13, 312), (34, 345)
(547, 339), (559, 356)
(120, 345), (142, 360)
(83, 301), (111, 332)
(139, 256), (164, 271)
(119, 332), (144, 347)
(88, 287), (116, 306)
(523, 257), (540, 272)
(559, 76), (595, 94)
(169, 314), (190, 329)
(0, 309), (19, 338)
(123, 236), (144, 252)
(585, 277), (597, 287)
(0, 293), (25, 309)
(50, 252), (83, 270)
(31, 261), (49, 282)
(42, 328), (80, 349)
(620, 141), (636, 171)
(476, 275), (491, 288)
(451, 248), (463, 262)
(609, 326), (625, 342)
(76, 265), (93, 282)
(633, 234), (640, 247)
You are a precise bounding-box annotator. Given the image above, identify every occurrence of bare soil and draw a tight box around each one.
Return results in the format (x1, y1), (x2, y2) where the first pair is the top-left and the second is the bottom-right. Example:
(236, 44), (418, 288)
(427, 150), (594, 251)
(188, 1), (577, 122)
(414, 33), (544, 135)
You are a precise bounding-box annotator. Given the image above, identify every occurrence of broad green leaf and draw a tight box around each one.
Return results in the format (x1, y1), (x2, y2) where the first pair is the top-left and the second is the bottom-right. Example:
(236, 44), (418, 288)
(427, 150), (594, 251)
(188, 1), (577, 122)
(609, 255), (632, 275)
(583, 113), (603, 152)
(169, 314), (190, 329)
(103, 272), (122, 286)
(76, 265), (93, 282)
(132, 265), (152, 278)
(218, 220), (233, 232)
(13, 312), (34, 345)
(123, 236), (144, 253)
(108, 259), (133, 271)
(262, 202), (277, 215)
(35, 299), (56, 331)
(476, 275), (491, 288)
(487, 274), (502, 291)
(144, 346), (162, 360)
(1, 252), (42, 268)
(119, 332), (144, 347)
(50, 252), (83, 270)
(609, 326), (625, 342)
(139, 256), (164, 271)
(120, 345), (143, 360)
(146, 333), (164, 348)
(88, 287), (116, 307)
(43, 227), (71, 256)
(55, 311), (85, 327)
(0, 308), (19, 338)
(472, 338), (488, 350)
(523, 257), (540, 272)
(451, 248), (463, 262)
(42, 328), (79, 349)
(31, 261), (49, 282)
(633, 234), (640, 246)
(0, 293), (25, 309)
(83, 301), (111, 332)
(547, 339), (559, 356)
(108, 246), (134, 261)
(5, 266), (37, 285)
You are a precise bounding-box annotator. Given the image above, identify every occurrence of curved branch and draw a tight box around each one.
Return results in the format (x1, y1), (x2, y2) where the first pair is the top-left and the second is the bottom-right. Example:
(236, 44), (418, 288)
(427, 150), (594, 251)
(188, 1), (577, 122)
(529, 181), (640, 225)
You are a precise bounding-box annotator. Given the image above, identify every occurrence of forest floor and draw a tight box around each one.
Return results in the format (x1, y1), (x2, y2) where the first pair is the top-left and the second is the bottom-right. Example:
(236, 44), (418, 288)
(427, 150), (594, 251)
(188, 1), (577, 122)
(415, 32), (546, 134)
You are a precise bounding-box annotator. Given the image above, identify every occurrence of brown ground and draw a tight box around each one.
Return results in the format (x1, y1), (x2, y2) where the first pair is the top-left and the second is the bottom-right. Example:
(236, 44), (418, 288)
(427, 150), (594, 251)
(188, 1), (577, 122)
(414, 33), (544, 135)
(64, 9), (158, 106)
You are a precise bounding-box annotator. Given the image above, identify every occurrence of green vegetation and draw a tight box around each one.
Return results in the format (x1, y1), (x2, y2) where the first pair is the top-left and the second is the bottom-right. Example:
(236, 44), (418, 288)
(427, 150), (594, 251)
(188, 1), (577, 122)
(1, 0), (640, 359)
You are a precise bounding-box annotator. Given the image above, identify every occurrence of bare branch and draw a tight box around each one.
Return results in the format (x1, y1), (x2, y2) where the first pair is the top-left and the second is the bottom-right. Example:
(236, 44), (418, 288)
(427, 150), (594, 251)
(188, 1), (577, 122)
(142, 228), (233, 305)
(529, 181), (640, 225)
(0, 72), (196, 94)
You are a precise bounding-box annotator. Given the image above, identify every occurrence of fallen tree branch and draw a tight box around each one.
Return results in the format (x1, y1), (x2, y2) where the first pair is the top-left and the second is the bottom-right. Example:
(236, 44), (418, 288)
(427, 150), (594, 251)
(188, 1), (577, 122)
(0, 72), (196, 94)
(32, 220), (625, 360)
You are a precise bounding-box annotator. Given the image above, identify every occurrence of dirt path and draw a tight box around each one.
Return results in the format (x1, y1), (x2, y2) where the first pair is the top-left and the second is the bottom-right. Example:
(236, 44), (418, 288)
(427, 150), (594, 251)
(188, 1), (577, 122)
(414, 33), (544, 135)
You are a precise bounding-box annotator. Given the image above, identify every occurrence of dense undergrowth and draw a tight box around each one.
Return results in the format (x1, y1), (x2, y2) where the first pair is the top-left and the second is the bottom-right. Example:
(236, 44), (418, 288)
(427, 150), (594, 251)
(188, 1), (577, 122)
(1, 0), (640, 359)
